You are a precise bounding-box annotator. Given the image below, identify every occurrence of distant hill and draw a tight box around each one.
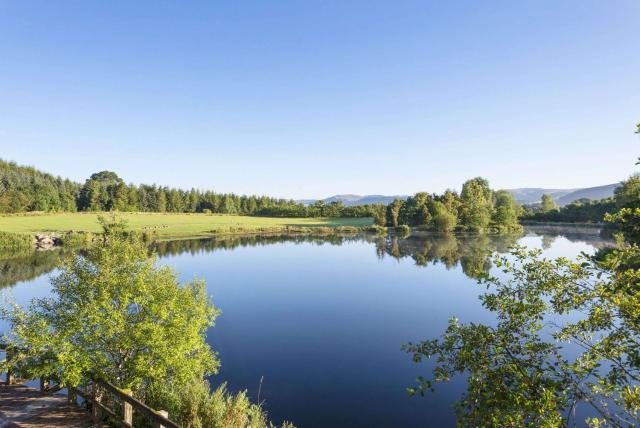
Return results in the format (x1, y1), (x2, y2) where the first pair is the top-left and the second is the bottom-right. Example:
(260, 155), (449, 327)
(298, 194), (408, 206)
(556, 183), (620, 205)
(504, 188), (576, 205)
(302, 183), (622, 208)
(505, 183), (620, 206)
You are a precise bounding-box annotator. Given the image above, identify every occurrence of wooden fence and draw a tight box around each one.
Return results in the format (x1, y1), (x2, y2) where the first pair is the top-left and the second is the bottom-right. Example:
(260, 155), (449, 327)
(1, 344), (181, 428)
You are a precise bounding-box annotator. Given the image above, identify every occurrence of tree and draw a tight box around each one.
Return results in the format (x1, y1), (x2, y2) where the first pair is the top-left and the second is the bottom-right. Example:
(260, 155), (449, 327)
(615, 173), (640, 210)
(371, 204), (387, 226)
(492, 190), (521, 231)
(399, 193), (432, 226)
(429, 200), (457, 232)
(78, 171), (125, 211)
(386, 199), (404, 227)
(460, 177), (493, 231)
(157, 188), (167, 213)
(221, 194), (237, 214)
(2, 222), (219, 394)
(540, 194), (557, 213)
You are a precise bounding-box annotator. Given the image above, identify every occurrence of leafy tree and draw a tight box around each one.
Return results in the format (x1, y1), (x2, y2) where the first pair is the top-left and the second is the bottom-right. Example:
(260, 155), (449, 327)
(371, 204), (387, 226)
(459, 178), (493, 231)
(429, 200), (457, 232)
(492, 190), (521, 232)
(157, 188), (168, 213)
(2, 227), (219, 393)
(615, 173), (640, 210)
(399, 192), (431, 226)
(540, 194), (558, 213)
(387, 199), (404, 227)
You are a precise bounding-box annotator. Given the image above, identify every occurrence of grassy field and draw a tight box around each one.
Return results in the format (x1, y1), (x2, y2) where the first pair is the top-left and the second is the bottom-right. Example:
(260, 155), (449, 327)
(0, 212), (373, 238)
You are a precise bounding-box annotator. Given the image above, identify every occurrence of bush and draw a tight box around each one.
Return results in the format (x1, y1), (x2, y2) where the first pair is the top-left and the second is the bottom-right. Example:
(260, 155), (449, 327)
(395, 225), (411, 237)
(334, 226), (360, 234)
(60, 231), (96, 247)
(146, 378), (295, 428)
(0, 231), (33, 257)
(367, 225), (388, 235)
(203, 209), (212, 215)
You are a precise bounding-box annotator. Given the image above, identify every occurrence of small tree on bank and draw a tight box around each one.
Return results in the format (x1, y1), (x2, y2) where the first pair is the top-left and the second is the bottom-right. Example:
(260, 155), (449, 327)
(2, 226), (219, 393)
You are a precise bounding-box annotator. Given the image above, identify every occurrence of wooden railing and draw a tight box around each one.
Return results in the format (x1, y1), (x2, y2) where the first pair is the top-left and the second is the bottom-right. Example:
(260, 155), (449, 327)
(69, 379), (179, 428)
(1, 344), (181, 428)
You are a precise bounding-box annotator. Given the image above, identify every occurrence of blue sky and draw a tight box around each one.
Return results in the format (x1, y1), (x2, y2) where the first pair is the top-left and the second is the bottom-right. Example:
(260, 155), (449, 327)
(1, 1), (639, 199)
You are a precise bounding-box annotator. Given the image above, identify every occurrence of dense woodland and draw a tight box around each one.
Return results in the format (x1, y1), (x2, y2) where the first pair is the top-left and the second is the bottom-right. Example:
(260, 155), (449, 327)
(0, 159), (372, 218)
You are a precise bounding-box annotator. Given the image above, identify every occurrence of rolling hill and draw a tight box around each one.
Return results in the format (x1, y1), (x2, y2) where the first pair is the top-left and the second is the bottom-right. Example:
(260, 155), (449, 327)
(301, 183), (621, 208)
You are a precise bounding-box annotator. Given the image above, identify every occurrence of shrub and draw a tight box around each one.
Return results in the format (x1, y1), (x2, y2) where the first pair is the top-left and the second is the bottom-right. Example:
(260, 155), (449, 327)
(334, 226), (360, 234)
(395, 225), (411, 236)
(0, 231), (33, 257)
(146, 378), (295, 428)
(367, 225), (388, 235)
(203, 209), (212, 215)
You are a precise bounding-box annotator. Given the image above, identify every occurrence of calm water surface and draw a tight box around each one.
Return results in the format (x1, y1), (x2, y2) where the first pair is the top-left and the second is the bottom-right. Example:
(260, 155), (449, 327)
(0, 227), (612, 427)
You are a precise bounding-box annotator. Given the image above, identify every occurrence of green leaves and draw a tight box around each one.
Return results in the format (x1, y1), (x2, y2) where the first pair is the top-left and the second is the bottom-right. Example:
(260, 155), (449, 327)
(405, 246), (640, 427)
(3, 233), (219, 396)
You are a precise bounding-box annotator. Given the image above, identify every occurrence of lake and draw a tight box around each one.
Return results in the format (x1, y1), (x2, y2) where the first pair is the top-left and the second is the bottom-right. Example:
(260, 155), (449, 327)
(0, 226), (612, 427)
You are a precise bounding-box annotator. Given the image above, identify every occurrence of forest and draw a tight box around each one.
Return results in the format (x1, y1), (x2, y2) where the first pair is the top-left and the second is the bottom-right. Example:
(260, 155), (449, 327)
(0, 159), (372, 218)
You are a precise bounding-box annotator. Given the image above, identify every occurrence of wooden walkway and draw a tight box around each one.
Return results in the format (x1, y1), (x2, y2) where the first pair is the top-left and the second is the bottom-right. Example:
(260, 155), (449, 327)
(0, 383), (94, 428)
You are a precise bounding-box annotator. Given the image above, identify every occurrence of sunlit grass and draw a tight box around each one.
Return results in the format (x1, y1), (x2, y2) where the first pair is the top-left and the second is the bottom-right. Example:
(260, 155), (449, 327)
(0, 212), (372, 237)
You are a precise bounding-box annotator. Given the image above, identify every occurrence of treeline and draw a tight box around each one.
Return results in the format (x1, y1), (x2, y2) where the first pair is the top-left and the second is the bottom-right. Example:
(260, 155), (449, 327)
(0, 160), (373, 217)
(76, 171), (303, 215)
(376, 177), (522, 232)
(0, 159), (79, 212)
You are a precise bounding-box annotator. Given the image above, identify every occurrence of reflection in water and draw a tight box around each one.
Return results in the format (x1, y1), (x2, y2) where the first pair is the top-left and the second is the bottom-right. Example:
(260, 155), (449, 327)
(375, 233), (521, 279)
(152, 233), (519, 280)
(0, 227), (614, 290)
(0, 250), (65, 289)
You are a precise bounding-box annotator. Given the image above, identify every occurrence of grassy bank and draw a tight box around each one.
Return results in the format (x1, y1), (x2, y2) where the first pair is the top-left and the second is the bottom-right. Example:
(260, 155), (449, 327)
(0, 212), (373, 239)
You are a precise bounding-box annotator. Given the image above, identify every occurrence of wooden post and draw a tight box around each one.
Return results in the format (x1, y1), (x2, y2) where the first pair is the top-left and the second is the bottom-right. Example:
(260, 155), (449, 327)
(39, 377), (49, 392)
(5, 348), (15, 385)
(122, 388), (133, 426)
(155, 410), (169, 428)
(67, 387), (76, 405)
(92, 382), (103, 423)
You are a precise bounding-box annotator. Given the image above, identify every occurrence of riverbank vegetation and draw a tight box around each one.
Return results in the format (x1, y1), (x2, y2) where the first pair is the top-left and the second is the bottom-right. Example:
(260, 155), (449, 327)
(1, 217), (294, 428)
(376, 178), (522, 233)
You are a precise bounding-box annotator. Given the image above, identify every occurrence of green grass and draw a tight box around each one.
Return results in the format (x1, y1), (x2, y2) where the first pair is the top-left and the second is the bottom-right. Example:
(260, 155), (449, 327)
(0, 212), (372, 238)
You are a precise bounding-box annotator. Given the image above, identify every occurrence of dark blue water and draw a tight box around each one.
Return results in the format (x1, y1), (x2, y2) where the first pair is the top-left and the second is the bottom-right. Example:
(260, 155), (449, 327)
(0, 228), (610, 427)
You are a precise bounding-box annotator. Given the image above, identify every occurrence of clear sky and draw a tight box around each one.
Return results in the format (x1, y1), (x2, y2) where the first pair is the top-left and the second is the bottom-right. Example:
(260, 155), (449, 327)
(1, 1), (639, 199)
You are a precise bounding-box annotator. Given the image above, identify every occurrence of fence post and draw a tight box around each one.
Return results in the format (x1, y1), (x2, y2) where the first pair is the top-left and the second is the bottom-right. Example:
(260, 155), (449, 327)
(155, 410), (169, 428)
(122, 388), (133, 426)
(92, 382), (103, 423)
(39, 377), (49, 392)
(67, 386), (76, 405)
(5, 348), (15, 385)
